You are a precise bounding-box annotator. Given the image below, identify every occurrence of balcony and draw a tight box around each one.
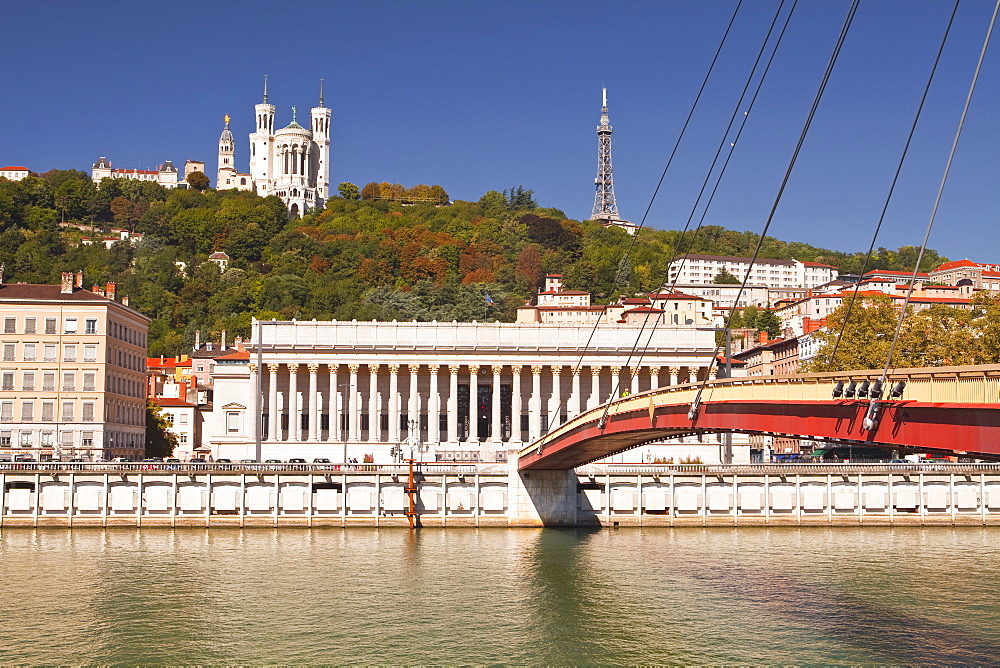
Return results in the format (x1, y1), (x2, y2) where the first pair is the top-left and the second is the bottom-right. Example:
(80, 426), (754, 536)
(62, 385), (74, 392)
(42, 384), (55, 392)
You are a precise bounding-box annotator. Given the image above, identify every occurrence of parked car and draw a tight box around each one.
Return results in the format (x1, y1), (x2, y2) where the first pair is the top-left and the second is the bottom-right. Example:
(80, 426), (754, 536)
(190, 458), (207, 464)
(216, 458), (232, 464)
(313, 458), (331, 463)
(288, 458), (306, 464)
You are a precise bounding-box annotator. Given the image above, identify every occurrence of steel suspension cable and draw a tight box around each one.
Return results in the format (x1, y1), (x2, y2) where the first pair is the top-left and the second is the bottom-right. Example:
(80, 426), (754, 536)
(604, 0), (795, 407)
(546, 1), (744, 434)
(625, 1), (797, 381)
(686, 0), (862, 418)
(826, 0), (961, 370)
(871, 0), (1000, 412)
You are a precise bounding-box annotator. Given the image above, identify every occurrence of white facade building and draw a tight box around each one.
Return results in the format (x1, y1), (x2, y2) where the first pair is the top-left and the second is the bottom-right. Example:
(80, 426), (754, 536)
(208, 319), (725, 464)
(247, 79), (331, 216)
(91, 157), (181, 188)
(215, 116), (253, 192)
(0, 166), (30, 181)
(668, 254), (838, 290)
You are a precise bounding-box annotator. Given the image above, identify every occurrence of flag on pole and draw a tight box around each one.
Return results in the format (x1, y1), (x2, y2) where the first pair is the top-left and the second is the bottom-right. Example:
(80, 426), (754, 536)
(485, 292), (494, 307)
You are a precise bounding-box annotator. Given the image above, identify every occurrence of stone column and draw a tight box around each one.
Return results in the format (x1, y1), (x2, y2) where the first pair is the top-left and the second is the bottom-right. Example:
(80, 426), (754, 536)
(630, 366), (640, 395)
(530, 365), (543, 441)
(510, 365), (522, 443)
(709, 367), (718, 381)
(408, 364), (420, 436)
(688, 367), (698, 384)
(428, 364), (440, 445)
(570, 367), (582, 417)
(548, 365), (562, 429)
(267, 363), (280, 441)
(589, 366), (601, 410)
(669, 366), (680, 387)
(368, 364), (379, 443)
(348, 363), (360, 442)
(448, 364), (460, 443)
(388, 364), (400, 443)
(249, 362), (260, 441)
(468, 365), (480, 442)
(327, 364), (338, 441)
(287, 364), (300, 441)
(648, 366), (661, 392)
(610, 366), (622, 400)
(491, 364), (503, 442)
(307, 364), (319, 441)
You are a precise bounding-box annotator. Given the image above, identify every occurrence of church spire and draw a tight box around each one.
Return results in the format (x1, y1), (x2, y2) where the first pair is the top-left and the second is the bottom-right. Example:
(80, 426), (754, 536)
(319, 77), (325, 108)
(262, 74), (269, 104)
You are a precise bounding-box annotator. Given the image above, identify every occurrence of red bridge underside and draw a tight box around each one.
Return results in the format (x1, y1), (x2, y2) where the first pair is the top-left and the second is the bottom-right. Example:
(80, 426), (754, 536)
(518, 400), (1000, 470)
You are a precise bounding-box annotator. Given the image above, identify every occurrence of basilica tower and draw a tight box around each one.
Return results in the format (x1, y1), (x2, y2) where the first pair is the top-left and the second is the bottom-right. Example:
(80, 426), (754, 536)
(217, 114), (236, 187)
(249, 75), (276, 197)
(310, 78), (332, 202)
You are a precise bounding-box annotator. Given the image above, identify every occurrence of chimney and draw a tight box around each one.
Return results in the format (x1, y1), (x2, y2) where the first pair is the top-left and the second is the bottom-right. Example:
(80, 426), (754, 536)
(221, 330), (226, 349)
(60, 272), (74, 293)
(105, 282), (116, 301)
(121, 295), (129, 307)
(74, 270), (83, 288)
(194, 330), (200, 350)
(759, 331), (769, 344)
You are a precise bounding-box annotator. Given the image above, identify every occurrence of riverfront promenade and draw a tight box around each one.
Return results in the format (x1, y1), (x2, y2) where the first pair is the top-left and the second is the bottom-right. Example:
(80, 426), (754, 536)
(3, 461), (1000, 527)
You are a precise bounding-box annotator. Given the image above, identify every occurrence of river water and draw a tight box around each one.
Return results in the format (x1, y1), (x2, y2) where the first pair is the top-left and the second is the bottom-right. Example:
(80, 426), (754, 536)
(1, 527), (998, 664)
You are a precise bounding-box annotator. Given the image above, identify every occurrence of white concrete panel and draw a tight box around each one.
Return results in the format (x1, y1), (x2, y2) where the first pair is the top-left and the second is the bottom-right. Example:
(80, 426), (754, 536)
(481, 487), (505, 511)
(833, 487), (857, 511)
(281, 486), (307, 511)
(611, 488), (635, 511)
(110, 485), (135, 511)
(924, 485), (950, 510)
(894, 485), (919, 509)
(954, 484), (980, 510)
(769, 486), (794, 511)
(382, 486), (406, 511)
(644, 487), (667, 511)
(675, 486), (701, 511)
(314, 488), (339, 511)
(738, 487), (763, 510)
(75, 485), (103, 511)
(41, 485), (68, 511)
(864, 487), (887, 510)
(179, 486), (204, 511)
(579, 489), (602, 511)
(8, 488), (32, 511)
(348, 487), (374, 510)
(986, 484), (1000, 509)
(213, 486), (239, 511)
(144, 485), (172, 511)
(706, 487), (732, 511)
(247, 486), (273, 511)
(801, 486), (826, 511)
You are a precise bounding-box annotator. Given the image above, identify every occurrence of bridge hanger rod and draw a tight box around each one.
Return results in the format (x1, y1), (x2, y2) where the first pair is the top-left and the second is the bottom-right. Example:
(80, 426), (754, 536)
(827, 0), (961, 371)
(868, 0), (1000, 429)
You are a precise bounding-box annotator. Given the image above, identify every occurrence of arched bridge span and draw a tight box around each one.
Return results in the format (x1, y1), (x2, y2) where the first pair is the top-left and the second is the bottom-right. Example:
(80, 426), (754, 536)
(518, 364), (1000, 470)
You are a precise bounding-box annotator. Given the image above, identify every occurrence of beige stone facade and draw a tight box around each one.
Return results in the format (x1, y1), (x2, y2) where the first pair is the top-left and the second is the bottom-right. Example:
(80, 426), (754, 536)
(0, 273), (150, 460)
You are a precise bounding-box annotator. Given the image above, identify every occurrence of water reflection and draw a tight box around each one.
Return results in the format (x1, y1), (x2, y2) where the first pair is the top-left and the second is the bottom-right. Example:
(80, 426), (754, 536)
(1, 527), (998, 664)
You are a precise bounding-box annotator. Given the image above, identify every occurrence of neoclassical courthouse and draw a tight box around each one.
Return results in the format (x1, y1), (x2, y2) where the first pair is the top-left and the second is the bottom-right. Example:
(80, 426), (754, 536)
(208, 278), (734, 463)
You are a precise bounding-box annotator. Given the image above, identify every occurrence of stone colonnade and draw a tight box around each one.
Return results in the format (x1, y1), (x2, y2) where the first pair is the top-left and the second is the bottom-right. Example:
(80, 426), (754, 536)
(247, 362), (713, 447)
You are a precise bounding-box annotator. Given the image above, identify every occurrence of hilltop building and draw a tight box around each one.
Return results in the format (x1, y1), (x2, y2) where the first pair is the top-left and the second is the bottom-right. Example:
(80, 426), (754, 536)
(91, 157), (182, 188)
(667, 254), (839, 290)
(230, 76), (331, 216)
(0, 166), (30, 181)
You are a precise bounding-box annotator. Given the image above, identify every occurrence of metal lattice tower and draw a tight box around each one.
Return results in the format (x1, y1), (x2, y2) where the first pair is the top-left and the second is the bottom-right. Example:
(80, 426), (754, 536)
(592, 87), (620, 221)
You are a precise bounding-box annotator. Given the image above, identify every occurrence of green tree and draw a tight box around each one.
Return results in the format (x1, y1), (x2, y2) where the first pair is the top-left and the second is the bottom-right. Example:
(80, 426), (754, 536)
(186, 171), (210, 191)
(803, 293), (902, 372)
(145, 401), (178, 458)
(337, 182), (361, 200)
(713, 268), (739, 284)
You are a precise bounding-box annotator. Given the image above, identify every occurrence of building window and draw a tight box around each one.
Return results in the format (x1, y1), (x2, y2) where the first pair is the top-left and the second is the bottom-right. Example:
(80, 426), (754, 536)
(41, 431), (53, 446)
(62, 372), (75, 392)
(44, 344), (56, 362)
(227, 411), (240, 433)
(22, 371), (34, 391)
(21, 401), (33, 421)
(64, 318), (78, 334)
(0, 402), (12, 422)
(2, 344), (14, 361)
(83, 372), (96, 392)
(85, 318), (98, 334)
(0, 431), (10, 446)
(1, 372), (13, 391)
(179, 414), (188, 424)
(24, 317), (35, 334)
(61, 401), (74, 422)
(179, 433), (188, 444)
(19, 431), (31, 447)
(64, 344), (77, 362)
(82, 402), (94, 422)
(165, 413), (174, 425)
(22, 343), (35, 362)
(45, 318), (56, 334)
(82, 432), (94, 448)
(3, 317), (14, 333)
(84, 344), (97, 362)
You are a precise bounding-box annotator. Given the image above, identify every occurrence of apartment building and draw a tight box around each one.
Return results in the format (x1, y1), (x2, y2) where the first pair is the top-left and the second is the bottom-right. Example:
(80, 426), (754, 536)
(0, 271), (150, 460)
(667, 254), (839, 289)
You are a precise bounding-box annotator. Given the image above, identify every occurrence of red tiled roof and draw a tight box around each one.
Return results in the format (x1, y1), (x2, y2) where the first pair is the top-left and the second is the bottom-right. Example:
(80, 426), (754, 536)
(147, 358), (192, 369)
(1, 166), (28, 171)
(622, 306), (665, 314)
(862, 269), (929, 277)
(154, 397), (196, 407)
(215, 348), (250, 360)
(803, 261), (838, 268)
(933, 259), (980, 271)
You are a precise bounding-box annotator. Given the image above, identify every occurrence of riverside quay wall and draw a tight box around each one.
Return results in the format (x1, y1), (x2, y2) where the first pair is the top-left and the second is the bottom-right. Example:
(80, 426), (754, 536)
(4, 461), (1000, 527)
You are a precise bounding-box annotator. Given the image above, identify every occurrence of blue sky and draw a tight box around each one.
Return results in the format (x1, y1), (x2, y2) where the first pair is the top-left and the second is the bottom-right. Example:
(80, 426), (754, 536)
(1, 1), (997, 262)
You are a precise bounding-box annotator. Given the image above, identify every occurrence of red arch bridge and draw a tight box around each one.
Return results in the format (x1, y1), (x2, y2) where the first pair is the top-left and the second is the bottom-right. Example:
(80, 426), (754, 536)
(518, 364), (1000, 471)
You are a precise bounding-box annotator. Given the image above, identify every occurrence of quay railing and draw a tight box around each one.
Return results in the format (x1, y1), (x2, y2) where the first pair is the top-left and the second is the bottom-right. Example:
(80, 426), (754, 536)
(592, 463), (1000, 475)
(0, 461), (506, 474)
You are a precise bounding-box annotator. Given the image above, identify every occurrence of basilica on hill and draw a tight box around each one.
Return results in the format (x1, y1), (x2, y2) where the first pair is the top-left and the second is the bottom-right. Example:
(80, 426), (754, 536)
(217, 77), (331, 216)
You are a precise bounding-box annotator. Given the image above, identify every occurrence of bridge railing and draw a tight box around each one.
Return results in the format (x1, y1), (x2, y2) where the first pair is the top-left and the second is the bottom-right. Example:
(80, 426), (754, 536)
(588, 463), (1000, 475)
(524, 363), (1000, 457)
(0, 462), (505, 475)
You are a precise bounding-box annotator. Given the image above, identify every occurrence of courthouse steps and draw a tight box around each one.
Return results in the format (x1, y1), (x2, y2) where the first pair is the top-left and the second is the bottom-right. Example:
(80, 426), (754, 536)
(3, 462), (1000, 527)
